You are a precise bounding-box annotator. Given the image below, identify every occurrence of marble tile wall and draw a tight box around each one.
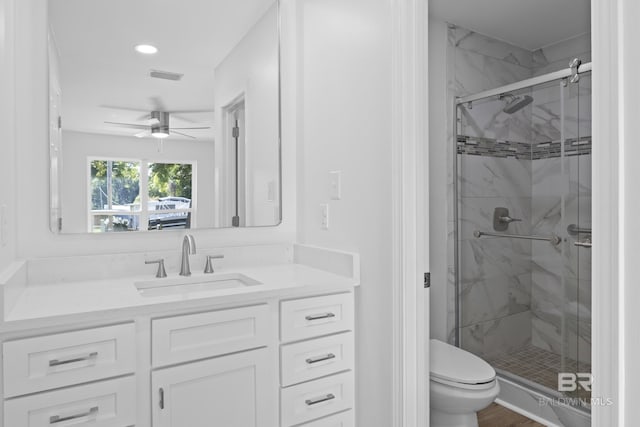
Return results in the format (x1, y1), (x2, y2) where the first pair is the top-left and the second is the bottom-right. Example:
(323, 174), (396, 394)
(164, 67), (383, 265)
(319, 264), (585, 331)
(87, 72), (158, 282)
(446, 24), (537, 346)
(447, 26), (592, 365)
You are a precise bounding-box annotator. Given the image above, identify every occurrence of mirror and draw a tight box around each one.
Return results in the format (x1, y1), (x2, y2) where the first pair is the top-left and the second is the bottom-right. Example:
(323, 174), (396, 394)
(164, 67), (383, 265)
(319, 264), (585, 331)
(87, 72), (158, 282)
(48, 0), (281, 233)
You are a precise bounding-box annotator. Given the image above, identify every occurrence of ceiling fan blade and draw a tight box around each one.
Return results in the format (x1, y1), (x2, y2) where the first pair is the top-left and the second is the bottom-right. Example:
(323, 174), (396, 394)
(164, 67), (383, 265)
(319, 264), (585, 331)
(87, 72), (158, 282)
(105, 121), (150, 129)
(171, 131), (197, 139)
(171, 126), (211, 130)
(135, 130), (150, 138)
(148, 118), (161, 125)
(171, 114), (198, 124)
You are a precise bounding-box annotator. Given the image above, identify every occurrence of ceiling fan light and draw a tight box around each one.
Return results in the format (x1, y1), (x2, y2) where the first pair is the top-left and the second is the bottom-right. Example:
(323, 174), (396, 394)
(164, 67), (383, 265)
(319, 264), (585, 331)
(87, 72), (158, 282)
(151, 131), (169, 139)
(135, 44), (158, 55)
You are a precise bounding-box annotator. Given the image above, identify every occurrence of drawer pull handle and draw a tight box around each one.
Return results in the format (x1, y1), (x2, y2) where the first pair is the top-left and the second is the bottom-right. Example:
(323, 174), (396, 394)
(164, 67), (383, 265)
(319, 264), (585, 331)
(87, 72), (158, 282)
(305, 313), (336, 321)
(306, 353), (336, 364)
(49, 351), (98, 367)
(305, 393), (336, 406)
(49, 406), (98, 424)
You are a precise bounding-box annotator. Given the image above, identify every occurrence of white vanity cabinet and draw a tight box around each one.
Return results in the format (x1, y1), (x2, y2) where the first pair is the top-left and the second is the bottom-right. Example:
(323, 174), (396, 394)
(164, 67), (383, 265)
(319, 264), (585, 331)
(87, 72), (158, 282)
(279, 293), (356, 426)
(0, 289), (355, 427)
(149, 304), (277, 427)
(151, 348), (275, 427)
(2, 324), (137, 427)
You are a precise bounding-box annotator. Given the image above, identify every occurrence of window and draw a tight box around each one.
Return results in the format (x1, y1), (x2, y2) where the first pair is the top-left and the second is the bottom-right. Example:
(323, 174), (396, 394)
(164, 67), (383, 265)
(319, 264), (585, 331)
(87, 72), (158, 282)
(88, 159), (194, 232)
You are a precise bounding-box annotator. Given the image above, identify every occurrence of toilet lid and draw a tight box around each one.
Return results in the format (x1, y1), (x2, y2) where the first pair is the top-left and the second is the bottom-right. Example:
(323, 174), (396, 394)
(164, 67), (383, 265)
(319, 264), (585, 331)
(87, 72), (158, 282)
(430, 339), (495, 385)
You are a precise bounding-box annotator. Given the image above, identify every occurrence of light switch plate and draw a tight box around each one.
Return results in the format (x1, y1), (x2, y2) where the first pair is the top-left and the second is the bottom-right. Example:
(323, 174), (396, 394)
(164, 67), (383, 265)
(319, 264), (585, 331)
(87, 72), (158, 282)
(329, 171), (341, 200)
(320, 204), (329, 230)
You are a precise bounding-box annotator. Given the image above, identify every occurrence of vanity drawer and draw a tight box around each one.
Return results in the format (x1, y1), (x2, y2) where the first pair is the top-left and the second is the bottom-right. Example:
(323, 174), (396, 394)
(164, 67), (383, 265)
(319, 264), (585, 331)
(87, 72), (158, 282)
(280, 293), (353, 342)
(300, 410), (355, 427)
(4, 376), (136, 427)
(3, 323), (136, 397)
(152, 304), (270, 367)
(281, 371), (354, 427)
(281, 332), (354, 386)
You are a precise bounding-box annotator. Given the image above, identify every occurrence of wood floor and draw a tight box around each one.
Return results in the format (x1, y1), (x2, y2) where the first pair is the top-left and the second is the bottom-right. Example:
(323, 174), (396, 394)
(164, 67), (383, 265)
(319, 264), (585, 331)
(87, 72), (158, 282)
(478, 403), (546, 427)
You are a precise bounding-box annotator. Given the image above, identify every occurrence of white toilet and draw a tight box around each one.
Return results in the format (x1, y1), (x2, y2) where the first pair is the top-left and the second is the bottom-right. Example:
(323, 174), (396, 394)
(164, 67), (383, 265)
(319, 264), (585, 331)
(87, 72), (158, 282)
(429, 339), (500, 427)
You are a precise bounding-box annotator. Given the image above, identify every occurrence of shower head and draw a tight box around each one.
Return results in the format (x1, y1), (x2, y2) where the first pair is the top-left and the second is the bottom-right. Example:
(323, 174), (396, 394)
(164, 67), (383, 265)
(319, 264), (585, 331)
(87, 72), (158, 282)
(501, 94), (533, 114)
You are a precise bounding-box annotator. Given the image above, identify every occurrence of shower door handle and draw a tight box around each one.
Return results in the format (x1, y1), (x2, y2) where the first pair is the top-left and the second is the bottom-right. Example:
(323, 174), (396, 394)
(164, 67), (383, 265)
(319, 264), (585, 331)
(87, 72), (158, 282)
(574, 238), (592, 248)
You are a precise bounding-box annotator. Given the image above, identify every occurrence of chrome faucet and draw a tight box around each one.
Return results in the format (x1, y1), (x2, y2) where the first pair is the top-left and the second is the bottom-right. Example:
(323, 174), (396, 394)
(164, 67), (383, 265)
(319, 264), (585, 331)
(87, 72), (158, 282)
(179, 234), (196, 276)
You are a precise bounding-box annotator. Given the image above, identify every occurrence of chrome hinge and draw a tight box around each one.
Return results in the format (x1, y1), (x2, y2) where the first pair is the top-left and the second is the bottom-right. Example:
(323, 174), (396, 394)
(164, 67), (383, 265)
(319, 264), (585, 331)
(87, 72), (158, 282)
(58, 115), (62, 130)
(57, 217), (62, 232)
(232, 126), (240, 138)
(424, 272), (431, 288)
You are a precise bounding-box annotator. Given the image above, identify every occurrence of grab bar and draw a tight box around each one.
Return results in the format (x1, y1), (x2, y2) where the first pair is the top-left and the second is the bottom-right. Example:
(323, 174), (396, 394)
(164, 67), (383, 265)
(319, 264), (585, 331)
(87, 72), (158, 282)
(473, 230), (561, 246)
(567, 224), (592, 235)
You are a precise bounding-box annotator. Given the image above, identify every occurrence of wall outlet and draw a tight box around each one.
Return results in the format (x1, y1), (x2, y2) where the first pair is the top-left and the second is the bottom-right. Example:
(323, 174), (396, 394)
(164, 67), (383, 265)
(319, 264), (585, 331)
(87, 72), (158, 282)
(329, 171), (341, 200)
(320, 204), (329, 230)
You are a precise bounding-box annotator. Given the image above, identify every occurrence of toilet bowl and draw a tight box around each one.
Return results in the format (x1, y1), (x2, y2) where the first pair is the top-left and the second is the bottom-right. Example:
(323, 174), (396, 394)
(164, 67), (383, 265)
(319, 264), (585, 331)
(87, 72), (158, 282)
(429, 339), (500, 427)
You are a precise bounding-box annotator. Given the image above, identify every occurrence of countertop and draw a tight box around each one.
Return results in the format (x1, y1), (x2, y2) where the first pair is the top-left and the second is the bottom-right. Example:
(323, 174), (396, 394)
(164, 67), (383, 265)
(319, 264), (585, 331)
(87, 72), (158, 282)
(3, 263), (359, 331)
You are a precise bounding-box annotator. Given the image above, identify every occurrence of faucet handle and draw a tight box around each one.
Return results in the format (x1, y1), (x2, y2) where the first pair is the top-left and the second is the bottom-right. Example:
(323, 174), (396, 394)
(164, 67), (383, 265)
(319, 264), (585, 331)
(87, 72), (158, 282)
(145, 259), (167, 278)
(499, 215), (522, 224)
(204, 255), (224, 274)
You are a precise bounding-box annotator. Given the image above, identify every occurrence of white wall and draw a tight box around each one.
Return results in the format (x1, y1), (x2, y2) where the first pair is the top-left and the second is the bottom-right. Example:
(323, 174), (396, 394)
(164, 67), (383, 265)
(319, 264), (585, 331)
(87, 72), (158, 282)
(214, 4), (280, 228)
(291, 0), (393, 425)
(0, 0), (17, 271)
(12, 0), (295, 259)
(60, 131), (216, 233)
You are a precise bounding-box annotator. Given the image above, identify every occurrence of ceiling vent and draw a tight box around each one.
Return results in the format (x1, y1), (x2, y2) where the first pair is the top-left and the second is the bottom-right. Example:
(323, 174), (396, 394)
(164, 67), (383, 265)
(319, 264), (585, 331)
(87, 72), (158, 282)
(149, 69), (184, 81)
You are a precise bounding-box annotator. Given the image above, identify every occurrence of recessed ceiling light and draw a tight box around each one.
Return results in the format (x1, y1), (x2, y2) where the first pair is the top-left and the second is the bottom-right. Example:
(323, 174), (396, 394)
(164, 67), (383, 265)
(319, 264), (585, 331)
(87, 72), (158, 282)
(135, 44), (158, 55)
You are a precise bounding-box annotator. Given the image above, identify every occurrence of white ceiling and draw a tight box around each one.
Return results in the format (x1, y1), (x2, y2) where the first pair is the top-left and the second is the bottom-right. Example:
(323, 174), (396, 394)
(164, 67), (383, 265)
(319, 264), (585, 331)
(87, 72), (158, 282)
(50, 0), (275, 140)
(429, 0), (590, 51)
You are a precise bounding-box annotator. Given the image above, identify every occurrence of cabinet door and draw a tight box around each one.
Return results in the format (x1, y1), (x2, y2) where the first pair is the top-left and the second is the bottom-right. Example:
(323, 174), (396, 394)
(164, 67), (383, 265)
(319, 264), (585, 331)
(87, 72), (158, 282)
(151, 348), (277, 427)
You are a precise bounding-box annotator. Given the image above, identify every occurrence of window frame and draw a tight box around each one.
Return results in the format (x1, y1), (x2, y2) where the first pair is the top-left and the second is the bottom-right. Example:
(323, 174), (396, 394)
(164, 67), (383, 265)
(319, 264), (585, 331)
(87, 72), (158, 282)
(86, 157), (196, 232)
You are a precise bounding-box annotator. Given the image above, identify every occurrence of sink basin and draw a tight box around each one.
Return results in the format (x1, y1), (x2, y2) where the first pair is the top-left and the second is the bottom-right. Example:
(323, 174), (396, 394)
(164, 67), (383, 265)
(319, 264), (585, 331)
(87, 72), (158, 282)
(135, 273), (262, 297)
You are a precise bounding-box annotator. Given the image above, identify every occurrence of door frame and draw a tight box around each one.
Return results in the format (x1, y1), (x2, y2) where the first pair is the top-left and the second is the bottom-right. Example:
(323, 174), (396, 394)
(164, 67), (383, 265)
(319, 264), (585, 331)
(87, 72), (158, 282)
(591, 0), (623, 425)
(391, 0), (627, 425)
(391, 0), (429, 426)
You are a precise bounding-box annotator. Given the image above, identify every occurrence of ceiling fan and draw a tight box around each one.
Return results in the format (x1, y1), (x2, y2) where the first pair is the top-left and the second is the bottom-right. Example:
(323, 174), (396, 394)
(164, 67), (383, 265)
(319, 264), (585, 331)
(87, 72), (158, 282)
(105, 110), (211, 139)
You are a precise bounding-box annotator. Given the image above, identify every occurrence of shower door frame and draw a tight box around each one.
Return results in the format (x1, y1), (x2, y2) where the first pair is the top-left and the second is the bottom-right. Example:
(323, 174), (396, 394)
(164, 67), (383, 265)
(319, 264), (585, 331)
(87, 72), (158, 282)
(452, 63), (593, 407)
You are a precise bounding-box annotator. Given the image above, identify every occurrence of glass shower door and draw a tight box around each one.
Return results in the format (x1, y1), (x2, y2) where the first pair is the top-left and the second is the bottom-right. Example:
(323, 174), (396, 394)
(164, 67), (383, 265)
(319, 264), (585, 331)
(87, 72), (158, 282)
(561, 72), (592, 405)
(455, 71), (593, 411)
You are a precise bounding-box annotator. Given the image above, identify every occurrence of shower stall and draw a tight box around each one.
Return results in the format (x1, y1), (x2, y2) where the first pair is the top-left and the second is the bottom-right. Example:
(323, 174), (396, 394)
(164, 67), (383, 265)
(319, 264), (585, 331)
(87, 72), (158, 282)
(453, 60), (592, 418)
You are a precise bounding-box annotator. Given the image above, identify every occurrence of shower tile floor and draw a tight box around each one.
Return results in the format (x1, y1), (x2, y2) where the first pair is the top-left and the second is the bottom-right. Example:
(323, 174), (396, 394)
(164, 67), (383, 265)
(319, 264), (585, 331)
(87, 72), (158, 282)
(487, 344), (591, 399)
